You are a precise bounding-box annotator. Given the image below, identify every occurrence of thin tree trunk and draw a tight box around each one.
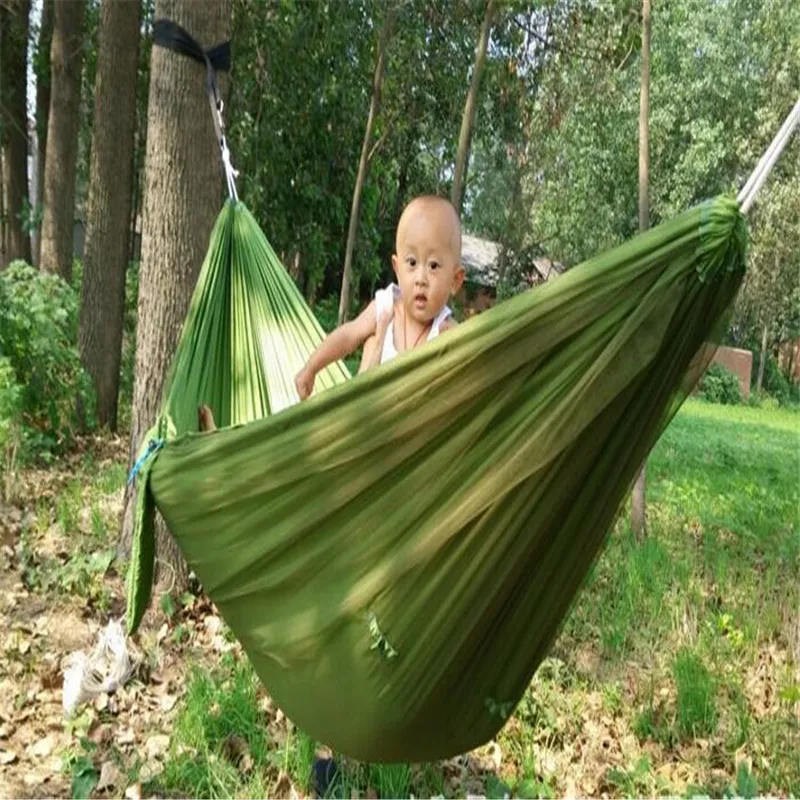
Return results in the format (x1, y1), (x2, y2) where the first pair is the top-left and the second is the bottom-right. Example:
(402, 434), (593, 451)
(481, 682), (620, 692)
(0, 0), (32, 265)
(33, 0), (53, 266)
(120, 0), (231, 598)
(631, 0), (650, 542)
(756, 321), (768, 394)
(451, 0), (498, 214)
(79, 0), (141, 431)
(0, 150), (5, 264)
(337, 10), (392, 325)
(39, 0), (85, 282)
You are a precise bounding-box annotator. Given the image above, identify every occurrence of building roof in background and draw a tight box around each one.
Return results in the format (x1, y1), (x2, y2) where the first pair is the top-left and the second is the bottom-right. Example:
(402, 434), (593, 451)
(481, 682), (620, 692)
(461, 232), (565, 289)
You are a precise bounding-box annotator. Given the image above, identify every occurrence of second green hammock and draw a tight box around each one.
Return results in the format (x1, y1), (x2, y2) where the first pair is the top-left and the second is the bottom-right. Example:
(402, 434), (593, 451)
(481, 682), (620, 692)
(127, 193), (746, 762)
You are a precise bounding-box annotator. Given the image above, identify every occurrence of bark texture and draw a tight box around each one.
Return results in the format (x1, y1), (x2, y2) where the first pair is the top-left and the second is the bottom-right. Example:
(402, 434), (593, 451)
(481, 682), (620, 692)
(120, 0), (231, 592)
(39, 0), (85, 281)
(79, 0), (141, 430)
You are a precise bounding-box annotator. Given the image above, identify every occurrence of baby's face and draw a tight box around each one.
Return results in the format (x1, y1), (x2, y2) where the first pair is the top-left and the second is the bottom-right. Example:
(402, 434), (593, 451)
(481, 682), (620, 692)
(392, 204), (464, 324)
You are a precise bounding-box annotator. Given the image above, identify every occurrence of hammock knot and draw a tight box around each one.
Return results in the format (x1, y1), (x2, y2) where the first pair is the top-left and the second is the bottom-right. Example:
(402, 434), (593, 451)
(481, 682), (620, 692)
(696, 195), (748, 284)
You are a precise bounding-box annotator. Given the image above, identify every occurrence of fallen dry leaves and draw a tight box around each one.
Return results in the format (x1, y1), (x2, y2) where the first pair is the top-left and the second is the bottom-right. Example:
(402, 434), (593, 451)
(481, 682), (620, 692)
(0, 436), (252, 799)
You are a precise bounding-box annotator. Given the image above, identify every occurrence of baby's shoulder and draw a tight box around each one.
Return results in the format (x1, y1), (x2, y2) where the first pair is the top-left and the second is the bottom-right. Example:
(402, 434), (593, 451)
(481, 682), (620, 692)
(440, 317), (458, 331)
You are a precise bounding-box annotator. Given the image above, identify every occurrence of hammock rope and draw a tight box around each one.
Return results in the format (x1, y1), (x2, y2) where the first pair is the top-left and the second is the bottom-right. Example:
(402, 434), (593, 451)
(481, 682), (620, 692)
(737, 94), (800, 214)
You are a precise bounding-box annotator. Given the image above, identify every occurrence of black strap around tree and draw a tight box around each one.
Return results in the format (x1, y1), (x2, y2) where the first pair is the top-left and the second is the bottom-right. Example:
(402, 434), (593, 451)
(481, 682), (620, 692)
(152, 18), (238, 200)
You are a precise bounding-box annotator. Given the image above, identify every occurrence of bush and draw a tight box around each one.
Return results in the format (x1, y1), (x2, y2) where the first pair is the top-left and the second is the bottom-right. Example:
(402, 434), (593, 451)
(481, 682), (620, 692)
(760, 354), (799, 406)
(0, 261), (95, 462)
(698, 363), (742, 405)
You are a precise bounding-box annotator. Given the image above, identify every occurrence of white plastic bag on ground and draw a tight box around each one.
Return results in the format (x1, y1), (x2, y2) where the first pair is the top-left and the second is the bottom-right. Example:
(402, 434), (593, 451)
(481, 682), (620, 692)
(62, 619), (133, 715)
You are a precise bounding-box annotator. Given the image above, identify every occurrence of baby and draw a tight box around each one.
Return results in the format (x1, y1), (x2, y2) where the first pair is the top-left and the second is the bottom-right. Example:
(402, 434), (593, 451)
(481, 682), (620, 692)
(295, 194), (465, 400)
(198, 195), (465, 431)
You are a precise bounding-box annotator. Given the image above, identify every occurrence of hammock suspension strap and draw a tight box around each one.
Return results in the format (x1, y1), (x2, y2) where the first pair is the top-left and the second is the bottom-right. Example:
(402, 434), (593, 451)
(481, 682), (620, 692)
(152, 18), (239, 202)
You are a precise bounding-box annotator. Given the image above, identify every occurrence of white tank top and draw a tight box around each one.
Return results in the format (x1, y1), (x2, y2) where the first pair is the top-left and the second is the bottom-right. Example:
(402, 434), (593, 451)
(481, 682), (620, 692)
(374, 283), (452, 364)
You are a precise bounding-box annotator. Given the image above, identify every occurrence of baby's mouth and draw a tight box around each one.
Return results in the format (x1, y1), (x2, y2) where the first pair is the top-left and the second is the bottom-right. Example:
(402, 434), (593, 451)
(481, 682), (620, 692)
(413, 293), (428, 308)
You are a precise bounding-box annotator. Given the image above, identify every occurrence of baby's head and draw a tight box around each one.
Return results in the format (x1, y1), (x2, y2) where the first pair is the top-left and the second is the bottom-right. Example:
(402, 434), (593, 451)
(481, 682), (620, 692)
(392, 196), (465, 324)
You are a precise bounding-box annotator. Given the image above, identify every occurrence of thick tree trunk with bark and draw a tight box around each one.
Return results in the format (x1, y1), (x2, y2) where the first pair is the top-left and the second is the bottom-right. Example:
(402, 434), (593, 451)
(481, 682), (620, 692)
(78, 0), (140, 431)
(451, 0), (497, 214)
(337, 11), (392, 325)
(33, 0), (53, 266)
(631, 0), (651, 541)
(120, 0), (231, 594)
(39, 0), (85, 282)
(1, 0), (32, 265)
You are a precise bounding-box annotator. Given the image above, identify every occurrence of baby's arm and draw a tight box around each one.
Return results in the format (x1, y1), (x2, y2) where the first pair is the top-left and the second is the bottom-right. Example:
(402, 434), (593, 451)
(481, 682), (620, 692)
(296, 301), (378, 399)
(358, 307), (394, 373)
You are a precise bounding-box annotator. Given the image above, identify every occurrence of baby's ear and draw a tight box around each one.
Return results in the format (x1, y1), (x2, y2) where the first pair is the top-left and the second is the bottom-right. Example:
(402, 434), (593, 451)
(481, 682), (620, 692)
(452, 263), (466, 293)
(391, 253), (399, 277)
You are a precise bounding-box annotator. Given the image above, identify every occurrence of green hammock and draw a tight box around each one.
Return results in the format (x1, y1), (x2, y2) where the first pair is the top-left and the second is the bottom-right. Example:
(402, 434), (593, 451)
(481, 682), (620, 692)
(126, 193), (746, 763)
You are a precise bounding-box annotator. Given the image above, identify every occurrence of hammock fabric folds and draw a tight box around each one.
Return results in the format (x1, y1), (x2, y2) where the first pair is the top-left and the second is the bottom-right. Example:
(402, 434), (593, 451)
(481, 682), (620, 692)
(126, 194), (747, 762)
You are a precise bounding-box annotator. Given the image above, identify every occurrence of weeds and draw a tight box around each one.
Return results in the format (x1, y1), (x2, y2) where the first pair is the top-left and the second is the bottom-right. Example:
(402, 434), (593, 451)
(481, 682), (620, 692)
(673, 648), (718, 739)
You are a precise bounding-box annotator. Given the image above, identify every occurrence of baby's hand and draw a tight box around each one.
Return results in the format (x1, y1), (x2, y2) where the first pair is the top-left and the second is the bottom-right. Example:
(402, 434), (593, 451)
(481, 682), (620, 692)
(295, 367), (315, 401)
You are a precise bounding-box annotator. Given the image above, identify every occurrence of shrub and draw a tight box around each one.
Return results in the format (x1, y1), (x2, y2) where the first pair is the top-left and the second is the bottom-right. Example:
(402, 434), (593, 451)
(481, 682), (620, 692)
(698, 363), (742, 405)
(0, 356), (23, 497)
(0, 261), (95, 461)
(760, 354), (799, 406)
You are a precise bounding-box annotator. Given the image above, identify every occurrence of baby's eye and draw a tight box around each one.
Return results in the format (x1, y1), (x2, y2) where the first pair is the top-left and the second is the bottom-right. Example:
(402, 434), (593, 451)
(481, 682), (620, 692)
(407, 257), (417, 267)
(430, 261), (440, 270)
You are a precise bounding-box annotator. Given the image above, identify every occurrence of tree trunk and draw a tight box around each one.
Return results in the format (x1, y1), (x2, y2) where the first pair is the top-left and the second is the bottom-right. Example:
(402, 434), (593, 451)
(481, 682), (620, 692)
(0, 149), (5, 264)
(33, 0), (53, 266)
(756, 321), (768, 394)
(79, 0), (141, 431)
(337, 10), (392, 325)
(120, 0), (231, 596)
(451, 0), (497, 214)
(631, 0), (650, 542)
(0, 0), (32, 265)
(39, 0), (85, 282)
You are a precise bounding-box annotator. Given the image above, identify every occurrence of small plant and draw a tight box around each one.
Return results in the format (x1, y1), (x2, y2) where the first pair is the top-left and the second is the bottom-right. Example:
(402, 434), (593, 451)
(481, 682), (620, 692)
(369, 763), (411, 799)
(515, 775), (556, 799)
(602, 682), (624, 715)
(732, 759), (759, 799)
(633, 695), (675, 747)
(56, 480), (83, 534)
(673, 648), (718, 739)
(63, 738), (100, 800)
(698, 363), (742, 405)
(606, 756), (656, 797)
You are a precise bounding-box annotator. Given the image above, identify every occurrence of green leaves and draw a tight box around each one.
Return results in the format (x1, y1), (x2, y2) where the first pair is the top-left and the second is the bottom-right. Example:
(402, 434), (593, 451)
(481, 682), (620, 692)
(0, 262), (95, 463)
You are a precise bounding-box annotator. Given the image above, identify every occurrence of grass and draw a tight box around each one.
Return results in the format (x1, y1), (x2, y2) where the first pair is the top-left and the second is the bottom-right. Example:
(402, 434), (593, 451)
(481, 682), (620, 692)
(19, 399), (798, 797)
(673, 648), (718, 739)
